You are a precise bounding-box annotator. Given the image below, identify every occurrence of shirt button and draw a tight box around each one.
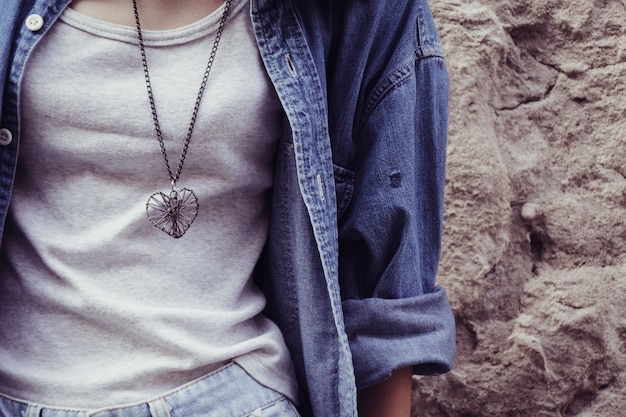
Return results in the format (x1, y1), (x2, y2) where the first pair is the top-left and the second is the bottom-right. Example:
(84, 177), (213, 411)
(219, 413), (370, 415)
(25, 14), (44, 32)
(0, 128), (13, 146)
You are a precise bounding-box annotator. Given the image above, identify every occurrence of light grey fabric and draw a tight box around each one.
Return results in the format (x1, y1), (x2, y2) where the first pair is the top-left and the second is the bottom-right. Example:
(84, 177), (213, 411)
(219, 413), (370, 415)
(0, 0), (297, 407)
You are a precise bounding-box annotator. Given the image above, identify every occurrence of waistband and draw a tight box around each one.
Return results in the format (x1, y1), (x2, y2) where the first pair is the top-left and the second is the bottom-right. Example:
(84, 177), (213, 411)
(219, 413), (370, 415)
(0, 363), (293, 417)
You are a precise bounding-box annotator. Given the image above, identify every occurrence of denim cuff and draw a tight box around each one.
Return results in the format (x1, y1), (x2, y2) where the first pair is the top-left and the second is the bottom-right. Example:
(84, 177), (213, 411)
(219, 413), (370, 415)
(342, 286), (456, 389)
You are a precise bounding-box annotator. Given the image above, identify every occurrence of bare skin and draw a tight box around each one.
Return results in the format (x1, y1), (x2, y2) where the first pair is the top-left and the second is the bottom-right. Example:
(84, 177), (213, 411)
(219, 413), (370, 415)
(70, 0), (225, 29)
(68, 1), (414, 415)
(358, 367), (413, 417)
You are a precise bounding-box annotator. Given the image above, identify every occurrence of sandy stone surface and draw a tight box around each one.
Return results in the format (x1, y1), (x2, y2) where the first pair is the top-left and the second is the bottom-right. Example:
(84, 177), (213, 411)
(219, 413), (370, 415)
(413, 1), (626, 416)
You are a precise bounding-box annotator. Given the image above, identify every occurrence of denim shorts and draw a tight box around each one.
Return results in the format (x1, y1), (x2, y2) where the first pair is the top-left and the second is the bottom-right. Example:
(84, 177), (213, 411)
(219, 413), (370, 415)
(0, 363), (300, 417)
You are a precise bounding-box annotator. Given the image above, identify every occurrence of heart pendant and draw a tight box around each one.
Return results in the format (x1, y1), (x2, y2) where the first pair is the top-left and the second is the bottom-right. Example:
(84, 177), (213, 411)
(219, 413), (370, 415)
(146, 188), (199, 238)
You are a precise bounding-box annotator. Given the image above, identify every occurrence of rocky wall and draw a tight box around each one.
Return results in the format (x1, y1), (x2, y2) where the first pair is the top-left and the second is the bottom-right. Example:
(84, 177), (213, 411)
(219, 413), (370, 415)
(413, 1), (626, 416)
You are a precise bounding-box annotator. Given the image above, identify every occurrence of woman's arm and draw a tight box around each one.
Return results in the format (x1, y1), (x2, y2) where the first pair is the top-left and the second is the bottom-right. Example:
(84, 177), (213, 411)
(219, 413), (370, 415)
(357, 367), (413, 417)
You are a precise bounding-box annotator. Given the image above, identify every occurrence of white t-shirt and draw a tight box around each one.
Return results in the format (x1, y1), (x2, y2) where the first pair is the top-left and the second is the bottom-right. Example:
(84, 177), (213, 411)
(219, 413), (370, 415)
(0, 0), (297, 407)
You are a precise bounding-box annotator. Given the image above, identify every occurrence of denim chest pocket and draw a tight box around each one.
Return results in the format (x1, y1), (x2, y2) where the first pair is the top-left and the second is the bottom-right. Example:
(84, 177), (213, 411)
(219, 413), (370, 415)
(333, 164), (354, 219)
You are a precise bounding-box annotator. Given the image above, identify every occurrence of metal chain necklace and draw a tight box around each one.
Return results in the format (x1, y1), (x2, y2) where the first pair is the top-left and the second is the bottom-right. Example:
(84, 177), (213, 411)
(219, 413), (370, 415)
(132, 0), (233, 238)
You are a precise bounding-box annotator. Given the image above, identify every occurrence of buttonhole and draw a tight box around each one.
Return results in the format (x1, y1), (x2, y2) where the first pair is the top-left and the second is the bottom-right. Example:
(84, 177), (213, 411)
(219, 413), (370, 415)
(316, 173), (325, 202)
(285, 53), (298, 77)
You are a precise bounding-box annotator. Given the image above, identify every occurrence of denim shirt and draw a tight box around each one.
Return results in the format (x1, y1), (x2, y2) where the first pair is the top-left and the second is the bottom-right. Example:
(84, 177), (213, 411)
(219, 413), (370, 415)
(0, 0), (455, 416)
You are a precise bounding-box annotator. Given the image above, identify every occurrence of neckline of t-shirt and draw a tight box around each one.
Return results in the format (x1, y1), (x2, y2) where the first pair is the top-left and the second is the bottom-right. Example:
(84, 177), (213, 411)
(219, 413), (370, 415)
(60, 0), (248, 47)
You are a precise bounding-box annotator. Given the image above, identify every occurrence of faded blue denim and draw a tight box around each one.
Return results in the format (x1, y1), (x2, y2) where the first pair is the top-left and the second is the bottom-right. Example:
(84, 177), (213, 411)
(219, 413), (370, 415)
(0, 363), (300, 417)
(0, 1), (456, 416)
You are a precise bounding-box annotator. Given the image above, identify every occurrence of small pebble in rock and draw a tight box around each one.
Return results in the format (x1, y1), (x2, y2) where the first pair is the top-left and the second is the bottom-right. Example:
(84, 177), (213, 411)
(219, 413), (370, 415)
(521, 203), (541, 221)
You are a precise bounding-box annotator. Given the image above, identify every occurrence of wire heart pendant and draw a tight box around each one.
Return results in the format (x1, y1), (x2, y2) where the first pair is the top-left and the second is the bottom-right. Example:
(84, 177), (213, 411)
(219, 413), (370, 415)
(146, 188), (199, 238)
(134, 0), (232, 238)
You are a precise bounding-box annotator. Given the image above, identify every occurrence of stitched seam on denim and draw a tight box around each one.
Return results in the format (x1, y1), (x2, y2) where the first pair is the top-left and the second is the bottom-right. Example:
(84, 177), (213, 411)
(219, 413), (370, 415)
(10, 362), (235, 416)
(145, 362), (236, 403)
(357, 54), (445, 135)
(147, 398), (172, 417)
(332, 163), (355, 218)
(416, 43), (444, 59)
(357, 58), (414, 133)
(285, 400), (302, 417)
(415, 0), (444, 58)
(238, 396), (287, 417)
(0, 389), (89, 413)
(25, 404), (42, 417)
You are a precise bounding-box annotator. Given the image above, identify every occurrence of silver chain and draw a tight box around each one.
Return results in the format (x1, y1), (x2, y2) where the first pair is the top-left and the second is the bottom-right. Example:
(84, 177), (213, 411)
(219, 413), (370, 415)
(132, 0), (233, 186)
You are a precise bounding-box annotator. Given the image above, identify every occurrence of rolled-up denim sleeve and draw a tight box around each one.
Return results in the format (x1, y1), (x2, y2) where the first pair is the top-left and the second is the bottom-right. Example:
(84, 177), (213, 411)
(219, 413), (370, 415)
(338, 45), (455, 389)
(342, 290), (455, 388)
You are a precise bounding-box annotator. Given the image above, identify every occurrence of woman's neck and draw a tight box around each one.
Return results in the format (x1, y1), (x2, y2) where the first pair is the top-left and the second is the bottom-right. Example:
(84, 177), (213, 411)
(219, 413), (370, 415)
(70, 0), (225, 30)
